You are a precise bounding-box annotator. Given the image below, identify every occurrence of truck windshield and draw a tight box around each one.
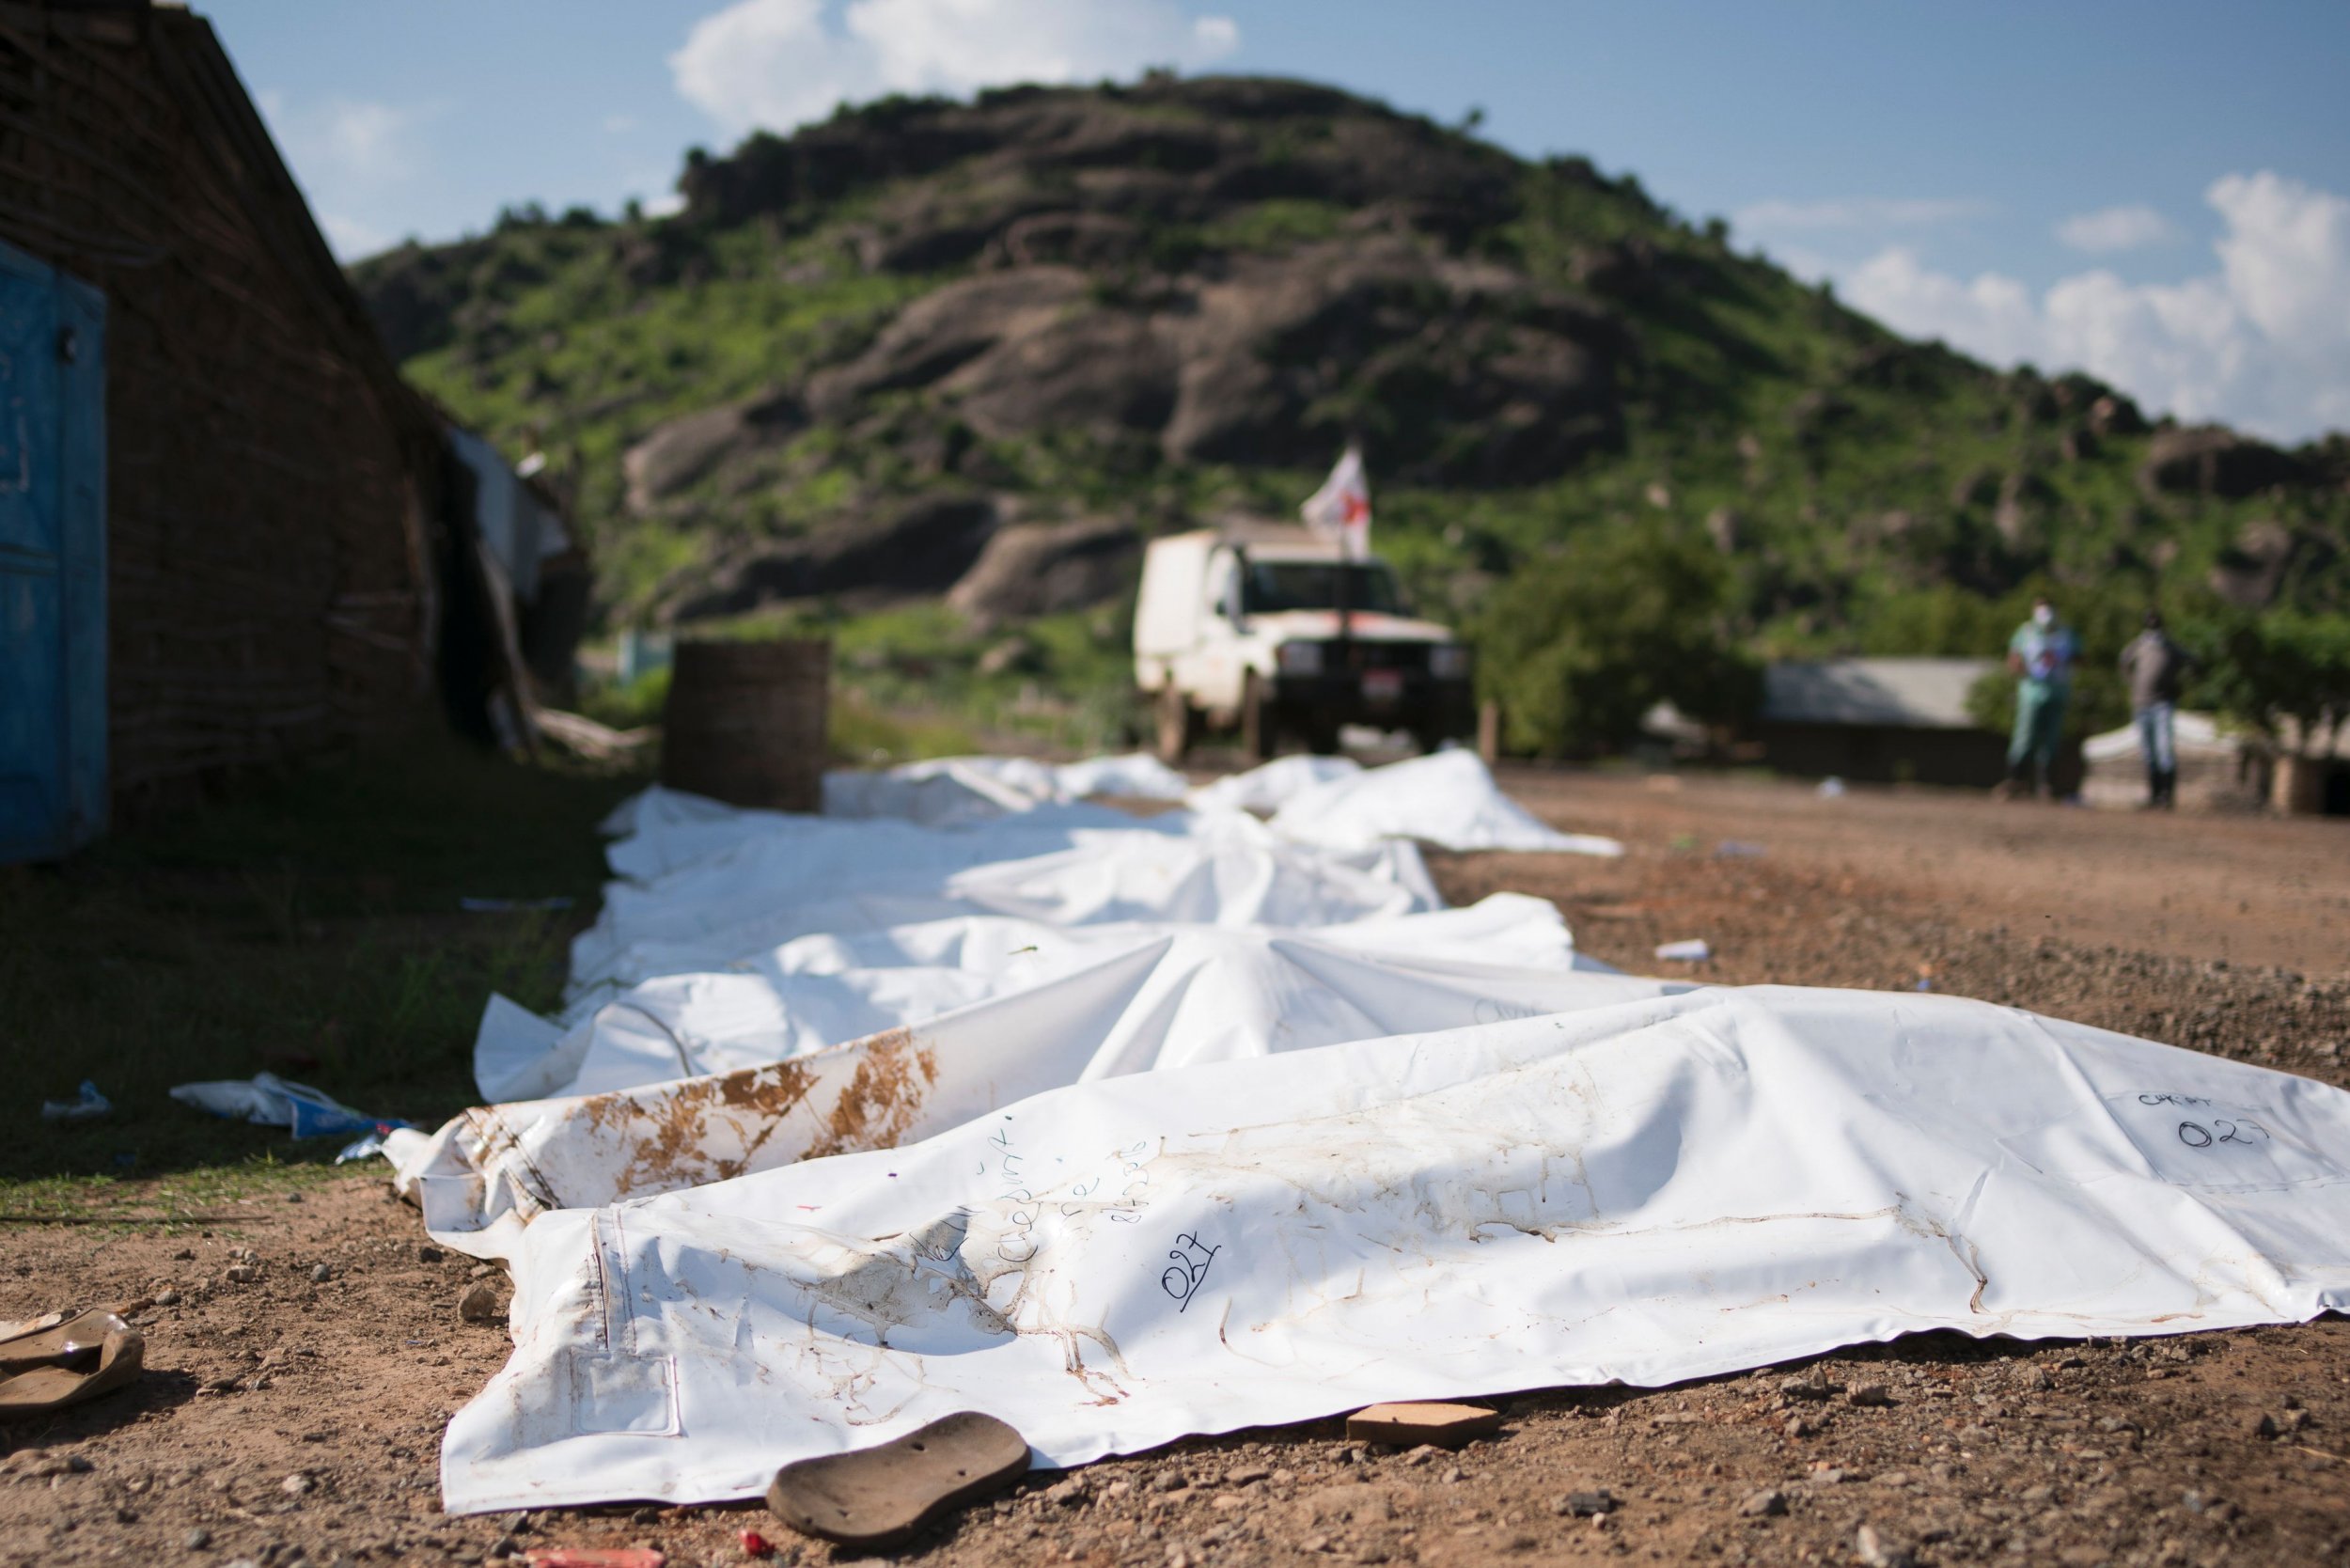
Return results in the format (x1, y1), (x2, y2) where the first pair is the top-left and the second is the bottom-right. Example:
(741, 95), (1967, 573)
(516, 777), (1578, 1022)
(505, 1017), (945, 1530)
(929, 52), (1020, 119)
(1240, 561), (1404, 616)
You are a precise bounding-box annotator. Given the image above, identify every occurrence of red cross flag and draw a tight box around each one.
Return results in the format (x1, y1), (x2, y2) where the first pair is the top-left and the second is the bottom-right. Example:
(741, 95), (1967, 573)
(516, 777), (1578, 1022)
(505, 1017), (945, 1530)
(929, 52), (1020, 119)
(1301, 444), (1371, 561)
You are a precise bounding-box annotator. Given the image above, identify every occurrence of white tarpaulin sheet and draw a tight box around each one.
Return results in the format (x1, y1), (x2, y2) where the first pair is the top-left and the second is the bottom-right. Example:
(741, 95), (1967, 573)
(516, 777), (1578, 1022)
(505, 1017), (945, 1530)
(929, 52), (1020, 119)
(1185, 753), (1361, 814)
(1269, 750), (1624, 855)
(440, 986), (2350, 1513)
(389, 755), (2350, 1515)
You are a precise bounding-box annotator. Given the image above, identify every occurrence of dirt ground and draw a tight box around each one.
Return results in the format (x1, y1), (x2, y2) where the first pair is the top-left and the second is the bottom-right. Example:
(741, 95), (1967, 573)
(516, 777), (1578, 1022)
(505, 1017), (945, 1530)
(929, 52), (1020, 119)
(5, 772), (2349, 1568)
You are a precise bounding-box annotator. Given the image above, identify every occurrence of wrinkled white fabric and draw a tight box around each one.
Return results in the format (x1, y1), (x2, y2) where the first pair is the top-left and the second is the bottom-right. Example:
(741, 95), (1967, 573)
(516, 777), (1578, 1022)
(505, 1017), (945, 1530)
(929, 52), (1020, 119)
(1269, 750), (1624, 855)
(439, 983), (2350, 1513)
(406, 896), (1667, 1255)
(394, 758), (2350, 1517)
(818, 752), (1189, 827)
(1186, 753), (1362, 814)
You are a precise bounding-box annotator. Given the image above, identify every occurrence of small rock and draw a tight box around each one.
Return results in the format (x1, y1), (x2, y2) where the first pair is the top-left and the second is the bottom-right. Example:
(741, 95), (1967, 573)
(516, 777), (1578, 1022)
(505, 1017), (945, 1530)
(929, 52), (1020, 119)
(1846, 1383), (1893, 1407)
(65, 1454), (94, 1474)
(194, 1276), (214, 1293)
(1223, 1465), (1270, 1486)
(417, 1245), (445, 1262)
(1153, 1472), (1188, 1493)
(285, 1191), (303, 1203)
(488, 1535), (521, 1559)
(1043, 1476), (1089, 1507)
(501, 1511), (531, 1533)
(470, 1264), (494, 1280)
(173, 1248), (196, 1261)
(1739, 1488), (1787, 1517)
(185, 1528), (212, 1549)
(1783, 1415), (1813, 1438)
(282, 1472), (314, 1495)
(2249, 1412), (2279, 1439)
(1556, 1490), (1618, 1518)
(1209, 1493), (1245, 1512)
(1855, 1523), (1918, 1568)
(1440, 1466), (1465, 1484)
(310, 1264), (334, 1284)
(458, 1283), (503, 1324)
(154, 1289), (182, 1306)
(227, 1264), (259, 1284)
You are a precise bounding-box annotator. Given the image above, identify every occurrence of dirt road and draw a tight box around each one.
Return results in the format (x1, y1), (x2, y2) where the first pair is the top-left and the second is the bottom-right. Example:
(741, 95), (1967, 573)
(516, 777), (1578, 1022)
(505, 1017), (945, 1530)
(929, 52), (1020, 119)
(4, 772), (2346, 1568)
(1496, 768), (2350, 980)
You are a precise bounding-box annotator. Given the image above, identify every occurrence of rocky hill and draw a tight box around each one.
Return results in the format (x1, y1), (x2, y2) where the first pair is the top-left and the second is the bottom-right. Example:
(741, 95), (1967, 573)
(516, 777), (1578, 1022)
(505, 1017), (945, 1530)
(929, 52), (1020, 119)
(352, 75), (2348, 740)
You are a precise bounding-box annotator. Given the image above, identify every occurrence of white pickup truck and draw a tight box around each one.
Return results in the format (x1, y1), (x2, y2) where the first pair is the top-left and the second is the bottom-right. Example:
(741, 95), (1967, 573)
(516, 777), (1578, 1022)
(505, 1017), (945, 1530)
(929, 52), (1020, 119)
(1134, 526), (1474, 760)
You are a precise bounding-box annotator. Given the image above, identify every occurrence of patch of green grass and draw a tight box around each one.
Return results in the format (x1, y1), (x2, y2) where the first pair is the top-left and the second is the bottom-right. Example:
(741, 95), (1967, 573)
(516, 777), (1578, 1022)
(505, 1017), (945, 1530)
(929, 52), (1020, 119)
(0, 729), (647, 1194)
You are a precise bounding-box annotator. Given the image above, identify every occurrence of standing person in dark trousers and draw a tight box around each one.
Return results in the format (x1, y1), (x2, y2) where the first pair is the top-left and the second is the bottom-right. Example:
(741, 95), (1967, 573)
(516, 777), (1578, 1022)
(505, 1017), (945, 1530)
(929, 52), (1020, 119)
(2000, 595), (2078, 799)
(2119, 609), (2194, 808)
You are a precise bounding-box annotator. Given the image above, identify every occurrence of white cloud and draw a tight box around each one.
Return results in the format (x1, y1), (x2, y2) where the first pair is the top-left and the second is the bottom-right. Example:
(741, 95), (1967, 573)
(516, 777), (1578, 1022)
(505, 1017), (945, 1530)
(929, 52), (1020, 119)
(671, 0), (1241, 134)
(318, 212), (393, 261)
(2056, 203), (2176, 253)
(1734, 196), (1990, 235)
(250, 91), (427, 259)
(1834, 172), (2350, 442)
(605, 113), (640, 133)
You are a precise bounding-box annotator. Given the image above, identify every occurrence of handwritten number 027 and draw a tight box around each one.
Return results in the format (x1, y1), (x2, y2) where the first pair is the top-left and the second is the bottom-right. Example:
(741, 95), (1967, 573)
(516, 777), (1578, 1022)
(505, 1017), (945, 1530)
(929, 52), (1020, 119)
(2176, 1117), (2271, 1149)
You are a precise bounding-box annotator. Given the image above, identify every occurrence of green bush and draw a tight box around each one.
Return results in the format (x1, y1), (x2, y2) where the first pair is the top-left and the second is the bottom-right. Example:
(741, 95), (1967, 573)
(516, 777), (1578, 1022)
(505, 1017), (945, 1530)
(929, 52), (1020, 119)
(1474, 525), (1761, 755)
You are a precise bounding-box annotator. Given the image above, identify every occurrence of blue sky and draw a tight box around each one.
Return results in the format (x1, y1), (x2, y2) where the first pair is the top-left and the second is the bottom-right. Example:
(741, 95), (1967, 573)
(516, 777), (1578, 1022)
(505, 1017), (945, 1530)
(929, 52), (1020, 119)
(204, 0), (2350, 441)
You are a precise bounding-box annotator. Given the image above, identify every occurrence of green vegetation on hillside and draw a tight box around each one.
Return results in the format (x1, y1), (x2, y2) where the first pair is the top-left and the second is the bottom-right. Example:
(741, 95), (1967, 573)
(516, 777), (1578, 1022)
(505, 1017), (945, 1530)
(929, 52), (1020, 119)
(352, 76), (2349, 755)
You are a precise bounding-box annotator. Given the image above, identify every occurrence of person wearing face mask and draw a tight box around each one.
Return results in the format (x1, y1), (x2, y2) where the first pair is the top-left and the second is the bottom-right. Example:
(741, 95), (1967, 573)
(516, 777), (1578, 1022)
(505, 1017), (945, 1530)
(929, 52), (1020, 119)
(2000, 596), (2077, 799)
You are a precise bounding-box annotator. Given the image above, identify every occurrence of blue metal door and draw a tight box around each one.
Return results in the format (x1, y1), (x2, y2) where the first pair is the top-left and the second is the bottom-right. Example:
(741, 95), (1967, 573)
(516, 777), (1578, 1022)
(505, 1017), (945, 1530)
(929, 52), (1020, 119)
(0, 241), (106, 862)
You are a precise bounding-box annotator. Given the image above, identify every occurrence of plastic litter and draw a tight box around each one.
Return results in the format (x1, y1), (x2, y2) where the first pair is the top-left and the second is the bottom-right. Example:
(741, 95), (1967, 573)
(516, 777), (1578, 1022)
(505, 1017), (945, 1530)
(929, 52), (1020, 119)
(170, 1073), (411, 1141)
(335, 1129), (393, 1165)
(1654, 938), (1712, 962)
(39, 1081), (111, 1122)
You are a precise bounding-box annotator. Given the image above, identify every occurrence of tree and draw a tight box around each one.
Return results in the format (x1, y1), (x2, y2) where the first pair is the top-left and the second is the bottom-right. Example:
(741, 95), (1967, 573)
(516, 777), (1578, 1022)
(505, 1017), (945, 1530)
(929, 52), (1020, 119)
(2184, 611), (2350, 756)
(1474, 526), (1761, 755)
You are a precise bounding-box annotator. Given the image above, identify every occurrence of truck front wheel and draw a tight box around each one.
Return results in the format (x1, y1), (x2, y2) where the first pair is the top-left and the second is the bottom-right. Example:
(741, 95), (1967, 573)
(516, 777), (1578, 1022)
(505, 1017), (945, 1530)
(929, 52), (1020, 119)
(1153, 685), (1198, 764)
(1240, 673), (1276, 761)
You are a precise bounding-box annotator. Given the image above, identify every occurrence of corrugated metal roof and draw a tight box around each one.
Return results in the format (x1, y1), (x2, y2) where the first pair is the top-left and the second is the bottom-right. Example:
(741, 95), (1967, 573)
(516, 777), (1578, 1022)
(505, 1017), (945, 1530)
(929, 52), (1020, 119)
(1762, 658), (1998, 730)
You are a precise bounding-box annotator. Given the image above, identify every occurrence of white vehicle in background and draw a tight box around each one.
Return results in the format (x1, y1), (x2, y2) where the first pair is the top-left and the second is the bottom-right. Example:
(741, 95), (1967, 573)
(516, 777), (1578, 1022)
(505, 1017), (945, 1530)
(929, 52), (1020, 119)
(1134, 525), (1474, 761)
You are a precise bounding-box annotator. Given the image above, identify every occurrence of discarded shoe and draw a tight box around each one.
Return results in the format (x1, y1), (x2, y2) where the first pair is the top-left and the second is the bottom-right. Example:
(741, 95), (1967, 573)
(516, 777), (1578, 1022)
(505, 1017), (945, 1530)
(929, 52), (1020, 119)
(0, 1309), (144, 1419)
(766, 1411), (1029, 1548)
